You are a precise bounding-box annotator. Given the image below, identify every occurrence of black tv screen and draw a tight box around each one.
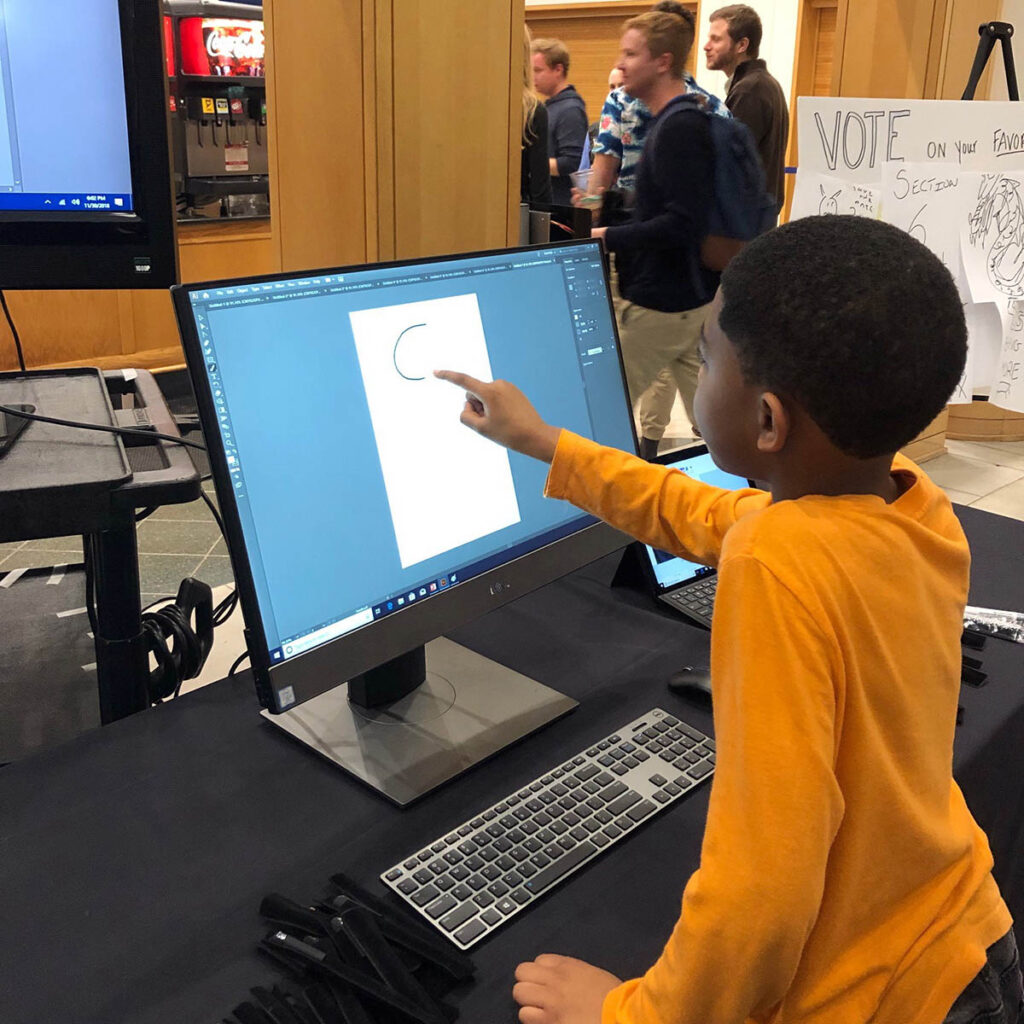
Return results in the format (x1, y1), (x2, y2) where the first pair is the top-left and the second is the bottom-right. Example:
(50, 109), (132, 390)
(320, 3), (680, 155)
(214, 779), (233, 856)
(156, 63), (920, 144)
(0, 0), (177, 289)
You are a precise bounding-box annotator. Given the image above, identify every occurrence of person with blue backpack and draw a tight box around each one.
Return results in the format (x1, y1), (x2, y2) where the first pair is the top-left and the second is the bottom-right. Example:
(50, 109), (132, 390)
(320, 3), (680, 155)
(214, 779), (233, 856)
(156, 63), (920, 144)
(590, 10), (773, 454)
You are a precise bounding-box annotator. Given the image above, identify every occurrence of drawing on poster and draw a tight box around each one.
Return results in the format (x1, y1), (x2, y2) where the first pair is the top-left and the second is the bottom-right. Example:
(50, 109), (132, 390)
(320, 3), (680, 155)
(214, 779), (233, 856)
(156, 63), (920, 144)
(967, 174), (1024, 298)
(818, 184), (840, 215)
(393, 322), (428, 381)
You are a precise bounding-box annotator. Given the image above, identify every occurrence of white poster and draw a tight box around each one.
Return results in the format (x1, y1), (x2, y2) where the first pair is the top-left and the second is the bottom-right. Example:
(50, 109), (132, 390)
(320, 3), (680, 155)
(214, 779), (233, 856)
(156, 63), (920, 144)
(789, 171), (879, 222)
(350, 293), (522, 568)
(880, 162), (962, 275)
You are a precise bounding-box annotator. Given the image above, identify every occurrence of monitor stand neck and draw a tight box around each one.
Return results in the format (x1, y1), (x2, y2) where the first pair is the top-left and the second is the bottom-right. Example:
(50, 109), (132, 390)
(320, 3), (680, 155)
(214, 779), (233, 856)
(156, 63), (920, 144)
(348, 646), (425, 707)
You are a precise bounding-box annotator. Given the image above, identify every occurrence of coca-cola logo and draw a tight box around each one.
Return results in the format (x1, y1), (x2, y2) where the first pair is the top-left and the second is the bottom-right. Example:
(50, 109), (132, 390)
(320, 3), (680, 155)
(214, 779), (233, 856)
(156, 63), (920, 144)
(205, 25), (264, 62)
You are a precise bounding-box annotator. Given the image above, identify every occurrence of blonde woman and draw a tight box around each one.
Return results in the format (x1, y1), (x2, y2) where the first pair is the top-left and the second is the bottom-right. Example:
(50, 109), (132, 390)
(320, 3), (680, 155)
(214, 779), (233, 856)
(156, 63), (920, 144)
(521, 26), (552, 204)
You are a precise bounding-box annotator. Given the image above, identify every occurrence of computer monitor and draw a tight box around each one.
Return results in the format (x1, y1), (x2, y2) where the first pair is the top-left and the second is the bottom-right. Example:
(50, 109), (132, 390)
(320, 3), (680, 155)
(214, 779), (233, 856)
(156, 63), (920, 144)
(0, 0), (177, 288)
(173, 239), (636, 804)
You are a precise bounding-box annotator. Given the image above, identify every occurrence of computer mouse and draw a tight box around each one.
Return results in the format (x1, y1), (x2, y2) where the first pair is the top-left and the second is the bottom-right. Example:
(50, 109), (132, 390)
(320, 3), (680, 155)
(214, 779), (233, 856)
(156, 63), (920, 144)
(666, 665), (712, 699)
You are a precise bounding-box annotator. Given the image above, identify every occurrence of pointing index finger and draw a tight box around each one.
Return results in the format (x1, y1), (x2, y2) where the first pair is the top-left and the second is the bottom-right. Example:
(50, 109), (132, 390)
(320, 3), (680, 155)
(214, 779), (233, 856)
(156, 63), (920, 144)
(434, 369), (485, 393)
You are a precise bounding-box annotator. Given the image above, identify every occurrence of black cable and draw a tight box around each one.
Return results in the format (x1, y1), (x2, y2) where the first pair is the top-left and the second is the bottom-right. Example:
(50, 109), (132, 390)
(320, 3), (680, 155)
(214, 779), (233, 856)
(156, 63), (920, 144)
(228, 650), (250, 677)
(0, 401), (207, 451)
(0, 290), (27, 373)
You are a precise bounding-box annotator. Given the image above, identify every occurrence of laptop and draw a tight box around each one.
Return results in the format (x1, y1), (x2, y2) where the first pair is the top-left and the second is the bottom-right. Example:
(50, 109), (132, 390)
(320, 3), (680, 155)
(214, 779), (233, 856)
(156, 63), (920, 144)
(635, 445), (755, 629)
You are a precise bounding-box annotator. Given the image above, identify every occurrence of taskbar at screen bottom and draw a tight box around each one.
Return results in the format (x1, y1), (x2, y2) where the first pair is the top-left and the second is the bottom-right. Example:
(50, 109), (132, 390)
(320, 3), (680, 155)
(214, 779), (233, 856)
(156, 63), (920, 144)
(267, 512), (601, 664)
(0, 191), (134, 212)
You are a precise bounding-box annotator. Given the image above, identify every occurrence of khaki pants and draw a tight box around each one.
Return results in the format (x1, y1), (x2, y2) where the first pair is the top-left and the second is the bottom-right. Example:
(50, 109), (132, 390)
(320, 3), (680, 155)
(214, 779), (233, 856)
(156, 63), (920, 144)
(637, 368), (677, 441)
(615, 298), (710, 431)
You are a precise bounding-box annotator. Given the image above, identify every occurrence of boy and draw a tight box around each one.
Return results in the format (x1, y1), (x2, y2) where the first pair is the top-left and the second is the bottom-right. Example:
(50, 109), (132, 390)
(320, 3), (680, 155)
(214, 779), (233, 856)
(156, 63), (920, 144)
(436, 216), (1020, 1023)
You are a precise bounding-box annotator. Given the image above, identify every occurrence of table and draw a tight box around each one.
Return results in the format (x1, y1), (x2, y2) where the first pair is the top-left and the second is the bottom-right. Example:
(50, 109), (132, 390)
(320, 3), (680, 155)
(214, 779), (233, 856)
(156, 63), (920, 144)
(0, 368), (200, 722)
(1, 506), (1021, 1023)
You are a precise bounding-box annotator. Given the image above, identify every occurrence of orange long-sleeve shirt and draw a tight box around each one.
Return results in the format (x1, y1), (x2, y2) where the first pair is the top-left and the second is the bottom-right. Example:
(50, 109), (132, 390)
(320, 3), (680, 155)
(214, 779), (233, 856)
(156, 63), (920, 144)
(544, 432), (1011, 1024)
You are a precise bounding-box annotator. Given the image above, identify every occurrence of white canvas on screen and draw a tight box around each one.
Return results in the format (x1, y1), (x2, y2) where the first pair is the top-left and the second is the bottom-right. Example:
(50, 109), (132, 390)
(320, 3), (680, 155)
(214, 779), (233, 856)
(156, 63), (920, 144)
(350, 293), (521, 569)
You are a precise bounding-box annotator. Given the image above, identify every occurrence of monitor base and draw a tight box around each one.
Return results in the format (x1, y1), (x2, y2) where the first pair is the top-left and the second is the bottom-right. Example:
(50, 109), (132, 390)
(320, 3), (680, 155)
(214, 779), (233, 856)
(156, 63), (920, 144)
(260, 637), (577, 805)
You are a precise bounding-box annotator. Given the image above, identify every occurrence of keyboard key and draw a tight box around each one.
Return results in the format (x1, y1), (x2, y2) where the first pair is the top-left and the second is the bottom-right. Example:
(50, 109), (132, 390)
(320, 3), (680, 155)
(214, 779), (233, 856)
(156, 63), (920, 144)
(413, 868), (433, 885)
(503, 871), (524, 887)
(467, 874), (487, 891)
(464, 854), (484, 871)
(451, 884), (472, 901)
(512, 888), (532, 905)
(607, 791), (642, 817)
(602, 823), (622, 840)
(678, 722), (705, 742)
(457, 824), (474, 837)
(673, 775), (693, 789)
(497, 855), (516, 871)
(496, 897), (517, 915)
(664, 783), (682, 796)
(412, 884), (440, 906)
(441, 902), (479, 932)
(487, 881), (510, 897)
(444, 850), (463, 865)
(523, 841), (596, 895)
(687, 761), (714, 780)
(653, 791), (670, 804)
(591, 832), (610, 848)
(481, 864), (501, 881)
(612, 764), (628, 776)
(495, 802), (509, 813)
(518, 860), (538, 877)
(455, 919), (487, 945)
(623, 756), (640, 768)
(627, 800), (656, 823)
(493, 837), (513, 853)
(473, 891), (495, 908)
(403, 859), (418, 870)
(398, 877), (418, 894)
(426, 894), (457, 919)
(435, 875), (455, 891)
(649, 773), (667, 786)
(481, 908), (502, 926)
(385, 868), (402, 881)
(444, 833), (459, 844)
(570, 826), (589, 841)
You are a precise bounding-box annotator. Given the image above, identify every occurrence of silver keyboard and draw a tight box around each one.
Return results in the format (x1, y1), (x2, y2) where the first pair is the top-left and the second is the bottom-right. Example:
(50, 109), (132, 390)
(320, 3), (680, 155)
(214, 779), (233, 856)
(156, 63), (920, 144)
(381, 707), (715, 949)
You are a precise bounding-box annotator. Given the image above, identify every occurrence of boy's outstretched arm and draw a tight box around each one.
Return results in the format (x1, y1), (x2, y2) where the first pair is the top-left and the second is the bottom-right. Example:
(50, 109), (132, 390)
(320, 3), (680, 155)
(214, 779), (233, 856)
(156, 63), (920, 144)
(433, 370), (561, 463)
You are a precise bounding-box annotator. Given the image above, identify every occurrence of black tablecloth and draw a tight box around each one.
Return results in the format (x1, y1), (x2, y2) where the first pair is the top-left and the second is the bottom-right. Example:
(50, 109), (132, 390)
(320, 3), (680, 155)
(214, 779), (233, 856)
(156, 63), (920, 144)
(1, 505), (1022, 1023)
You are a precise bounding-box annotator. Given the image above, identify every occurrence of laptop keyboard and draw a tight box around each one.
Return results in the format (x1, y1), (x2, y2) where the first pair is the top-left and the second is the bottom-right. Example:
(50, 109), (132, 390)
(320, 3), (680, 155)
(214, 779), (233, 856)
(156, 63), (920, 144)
(663, 574), (717, 622)
(381, 707), (715, 949)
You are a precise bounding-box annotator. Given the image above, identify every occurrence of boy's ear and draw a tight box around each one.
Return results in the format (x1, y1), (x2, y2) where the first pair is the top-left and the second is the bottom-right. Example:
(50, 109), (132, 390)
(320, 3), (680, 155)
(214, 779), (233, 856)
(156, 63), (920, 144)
(757, 392), (788, 453)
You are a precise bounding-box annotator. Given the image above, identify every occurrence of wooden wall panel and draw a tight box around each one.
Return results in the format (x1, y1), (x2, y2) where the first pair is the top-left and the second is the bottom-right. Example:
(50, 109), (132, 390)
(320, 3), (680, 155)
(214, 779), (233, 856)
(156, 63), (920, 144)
(527, 2), (699, 136)
(264, 0), (367, 273)
(389, 0), (519, 259)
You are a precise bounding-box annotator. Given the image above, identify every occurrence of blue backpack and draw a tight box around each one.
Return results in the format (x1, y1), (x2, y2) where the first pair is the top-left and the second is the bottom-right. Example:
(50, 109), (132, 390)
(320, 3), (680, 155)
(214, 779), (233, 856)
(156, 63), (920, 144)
(665, 94), (778, 271)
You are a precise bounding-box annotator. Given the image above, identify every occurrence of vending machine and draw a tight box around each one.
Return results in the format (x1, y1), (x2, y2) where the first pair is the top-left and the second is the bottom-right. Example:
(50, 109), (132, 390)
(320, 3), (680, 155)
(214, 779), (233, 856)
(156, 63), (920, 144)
(164, 0), (268, 217)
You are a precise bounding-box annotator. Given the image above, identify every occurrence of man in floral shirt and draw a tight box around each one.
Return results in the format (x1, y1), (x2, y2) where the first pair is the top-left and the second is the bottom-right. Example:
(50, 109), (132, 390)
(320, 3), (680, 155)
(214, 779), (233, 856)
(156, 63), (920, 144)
(589, 4), (730, 459)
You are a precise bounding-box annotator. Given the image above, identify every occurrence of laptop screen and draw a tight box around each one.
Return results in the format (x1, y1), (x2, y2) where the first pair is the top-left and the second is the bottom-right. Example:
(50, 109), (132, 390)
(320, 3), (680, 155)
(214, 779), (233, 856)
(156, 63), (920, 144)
(642, 449), (750, 591)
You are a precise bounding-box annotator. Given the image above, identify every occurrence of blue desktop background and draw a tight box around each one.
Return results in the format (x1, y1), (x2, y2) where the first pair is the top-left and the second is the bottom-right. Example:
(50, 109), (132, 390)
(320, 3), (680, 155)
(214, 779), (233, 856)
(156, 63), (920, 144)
(201, 257), (634, 648)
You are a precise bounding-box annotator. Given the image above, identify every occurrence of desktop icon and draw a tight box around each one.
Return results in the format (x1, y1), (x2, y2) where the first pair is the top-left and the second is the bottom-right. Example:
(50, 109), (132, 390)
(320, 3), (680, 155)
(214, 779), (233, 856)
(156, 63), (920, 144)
(429, 582), (437, 593)
(450, 572), (458, 583)
(387, 601), (394, 611)
(408, 592), (415, 601)
(397, 597), (405, 606)
(439, 577), (448, 588)
(373, 606), (382, 616)
(419, 588), (427, 597)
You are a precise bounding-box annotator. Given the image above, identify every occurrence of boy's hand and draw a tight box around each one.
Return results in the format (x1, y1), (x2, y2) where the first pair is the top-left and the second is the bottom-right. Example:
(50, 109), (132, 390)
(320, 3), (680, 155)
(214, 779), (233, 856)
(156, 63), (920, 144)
(513, 954), (621, 1024)
(433, 370), (561, 463)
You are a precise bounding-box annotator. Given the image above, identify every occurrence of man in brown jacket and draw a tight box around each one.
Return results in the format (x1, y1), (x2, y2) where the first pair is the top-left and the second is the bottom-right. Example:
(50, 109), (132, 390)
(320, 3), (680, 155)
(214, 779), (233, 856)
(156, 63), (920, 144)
(704, 4), (788, 212)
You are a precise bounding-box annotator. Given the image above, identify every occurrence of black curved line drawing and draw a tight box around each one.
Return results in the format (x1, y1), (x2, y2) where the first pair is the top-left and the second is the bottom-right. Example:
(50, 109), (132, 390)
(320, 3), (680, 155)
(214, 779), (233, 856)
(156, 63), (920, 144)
(968, 174), (1024, 299)
(393, 323), (428, 381)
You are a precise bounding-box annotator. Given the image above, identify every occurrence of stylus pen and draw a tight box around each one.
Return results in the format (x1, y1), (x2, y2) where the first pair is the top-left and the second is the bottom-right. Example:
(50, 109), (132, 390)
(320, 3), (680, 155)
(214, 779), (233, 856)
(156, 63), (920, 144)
(326, 874), (475, 981)
(333, 903), (448, 1022)
(262, 932), (441, 1024)
(303, 981), (376, 1024)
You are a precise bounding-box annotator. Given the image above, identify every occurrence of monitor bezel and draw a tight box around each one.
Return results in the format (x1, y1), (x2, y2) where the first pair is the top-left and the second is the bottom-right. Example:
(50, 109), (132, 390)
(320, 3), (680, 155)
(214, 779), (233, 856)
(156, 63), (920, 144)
(173, 238), (635, 713)
(0, 0), (178, 289)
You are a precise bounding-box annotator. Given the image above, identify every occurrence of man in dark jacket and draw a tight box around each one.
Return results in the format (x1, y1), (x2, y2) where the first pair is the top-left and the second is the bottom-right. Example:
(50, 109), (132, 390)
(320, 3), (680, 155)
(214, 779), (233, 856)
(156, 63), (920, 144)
(531, 38), (588, 206)
(591, 11), (716, 452)
(704, 4), (788, 211)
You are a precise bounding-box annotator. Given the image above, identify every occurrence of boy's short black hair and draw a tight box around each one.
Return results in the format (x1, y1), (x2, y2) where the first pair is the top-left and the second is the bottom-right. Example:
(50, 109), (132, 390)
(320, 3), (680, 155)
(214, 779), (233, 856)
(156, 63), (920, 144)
(719, 216), (967, 460)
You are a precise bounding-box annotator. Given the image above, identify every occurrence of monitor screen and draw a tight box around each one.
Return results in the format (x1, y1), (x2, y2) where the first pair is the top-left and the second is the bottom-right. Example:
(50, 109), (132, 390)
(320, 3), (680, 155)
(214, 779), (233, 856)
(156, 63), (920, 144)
(0, 0), (133, 212)
(178, 239), (634, 694)
(175, 240), (635, 801)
